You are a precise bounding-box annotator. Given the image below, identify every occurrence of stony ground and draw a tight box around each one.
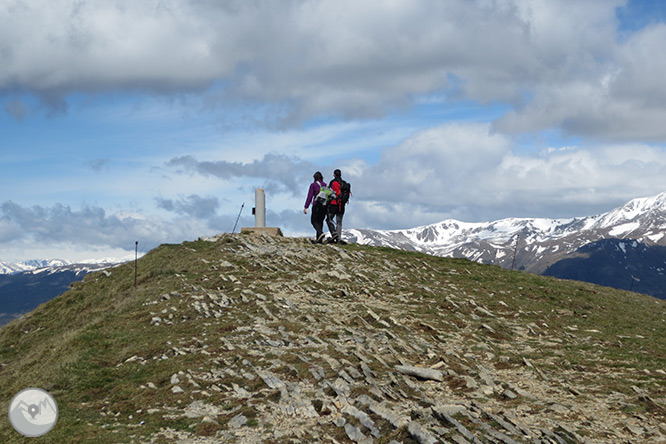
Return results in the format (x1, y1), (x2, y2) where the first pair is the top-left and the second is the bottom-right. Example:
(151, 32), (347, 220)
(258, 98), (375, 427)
(2, 233), (665, 443)
(118, 234), (665, 443)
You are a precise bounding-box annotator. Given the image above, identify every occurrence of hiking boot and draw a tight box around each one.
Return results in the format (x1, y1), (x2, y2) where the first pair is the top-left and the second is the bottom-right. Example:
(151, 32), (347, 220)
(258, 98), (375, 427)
(316, 233), (326, 244)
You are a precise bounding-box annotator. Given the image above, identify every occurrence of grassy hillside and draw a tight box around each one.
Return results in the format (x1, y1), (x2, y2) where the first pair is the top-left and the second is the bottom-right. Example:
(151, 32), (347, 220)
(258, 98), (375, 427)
(0, 233), (664, 443)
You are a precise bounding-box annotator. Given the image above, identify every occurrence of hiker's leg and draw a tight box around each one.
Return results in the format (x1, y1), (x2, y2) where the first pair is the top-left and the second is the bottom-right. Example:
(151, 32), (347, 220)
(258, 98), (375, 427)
(310, 206), (319, 235)
(313, 204), (325, 238)
(335, 212), (344, 240)
(325, 208), (336, 237)
(310, 207), (316, 231)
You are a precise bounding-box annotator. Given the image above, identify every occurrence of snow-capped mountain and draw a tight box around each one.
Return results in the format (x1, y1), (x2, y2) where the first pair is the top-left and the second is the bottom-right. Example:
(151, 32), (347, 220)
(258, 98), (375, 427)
(0, 259), (71, 275)
(345, 192), (666, 275)
(0, 258), (119, 275)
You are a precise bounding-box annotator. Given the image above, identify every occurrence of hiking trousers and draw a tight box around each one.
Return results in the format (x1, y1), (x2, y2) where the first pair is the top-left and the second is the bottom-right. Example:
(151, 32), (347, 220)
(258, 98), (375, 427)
(326, 206), (344, 240)
(311, 203), (326, 238)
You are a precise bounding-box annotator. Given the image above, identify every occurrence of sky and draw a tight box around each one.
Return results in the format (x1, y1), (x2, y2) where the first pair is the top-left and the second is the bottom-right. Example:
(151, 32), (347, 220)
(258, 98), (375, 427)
(3, 0), (666, 263)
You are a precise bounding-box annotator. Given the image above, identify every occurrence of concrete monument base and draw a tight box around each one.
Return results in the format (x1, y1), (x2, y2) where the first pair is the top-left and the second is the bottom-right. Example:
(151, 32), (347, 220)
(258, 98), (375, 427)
(241, 227), (284, 237)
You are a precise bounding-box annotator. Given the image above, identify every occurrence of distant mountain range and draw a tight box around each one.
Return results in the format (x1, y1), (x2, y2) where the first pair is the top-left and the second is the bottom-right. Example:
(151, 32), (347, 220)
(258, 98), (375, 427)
(0, 261), (120, 327)
(0, 258), (120, 275)
(345, 192), (666, 299)
(0, 259), (71, 275)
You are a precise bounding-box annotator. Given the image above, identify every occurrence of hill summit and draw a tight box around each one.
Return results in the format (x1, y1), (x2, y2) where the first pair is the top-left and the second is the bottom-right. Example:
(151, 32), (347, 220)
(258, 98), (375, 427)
(1, 233), (665, 443)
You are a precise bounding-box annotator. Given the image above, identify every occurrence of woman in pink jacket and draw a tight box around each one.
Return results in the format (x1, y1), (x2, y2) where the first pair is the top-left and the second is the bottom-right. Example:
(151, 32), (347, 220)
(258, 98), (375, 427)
(303, 171), (327, 243)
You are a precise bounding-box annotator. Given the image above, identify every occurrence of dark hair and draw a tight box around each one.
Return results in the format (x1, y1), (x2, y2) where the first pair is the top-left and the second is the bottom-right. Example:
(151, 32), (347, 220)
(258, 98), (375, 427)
(313, 171), (323, 181)
(333, 169), (341, 178)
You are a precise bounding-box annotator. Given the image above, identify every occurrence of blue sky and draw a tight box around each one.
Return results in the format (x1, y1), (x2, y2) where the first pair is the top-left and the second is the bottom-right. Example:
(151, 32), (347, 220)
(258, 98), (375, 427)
(2, 0), (666, 262)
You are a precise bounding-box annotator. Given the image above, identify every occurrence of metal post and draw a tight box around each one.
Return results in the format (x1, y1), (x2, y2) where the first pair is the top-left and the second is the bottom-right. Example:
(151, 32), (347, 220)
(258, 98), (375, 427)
(255, 188), (266, 228)
(232, 203), (244, 233)
(511, 234), (520, 270)
(630, 275), (639, 292)
(134, 241), (138, 288)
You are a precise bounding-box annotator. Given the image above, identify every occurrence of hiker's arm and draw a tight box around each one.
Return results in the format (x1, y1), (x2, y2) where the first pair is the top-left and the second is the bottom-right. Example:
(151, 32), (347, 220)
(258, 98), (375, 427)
(304, 183), (316, 209)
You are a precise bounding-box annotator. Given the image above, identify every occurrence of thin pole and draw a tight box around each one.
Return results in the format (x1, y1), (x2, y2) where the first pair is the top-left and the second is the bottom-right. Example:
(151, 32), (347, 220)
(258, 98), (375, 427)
(511, 234), (520, 270)
(630, 275), (638, 292)
(232, 203), (245, 233)
(134, 241), (138, 288)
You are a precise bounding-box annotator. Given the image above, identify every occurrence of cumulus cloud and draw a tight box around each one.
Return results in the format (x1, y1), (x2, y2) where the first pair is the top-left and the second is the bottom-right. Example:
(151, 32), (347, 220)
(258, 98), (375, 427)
(2, 0), (666, 140)
(493, 17), (666, 142)
(166, 153), (316, 195)
(346, 123), (666, 225)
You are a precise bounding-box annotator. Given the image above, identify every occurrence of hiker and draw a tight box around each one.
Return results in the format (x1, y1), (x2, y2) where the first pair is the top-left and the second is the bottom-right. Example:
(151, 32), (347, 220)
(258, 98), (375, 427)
(304, 171), (327, 243)
(325, 169), (351, 244)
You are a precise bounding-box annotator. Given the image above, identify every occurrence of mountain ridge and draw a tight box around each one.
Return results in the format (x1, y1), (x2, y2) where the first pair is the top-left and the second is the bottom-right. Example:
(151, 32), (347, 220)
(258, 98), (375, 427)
(0, 258), (123, 275)
(0, 259), (71, 275)
(345, 192), (666, 289)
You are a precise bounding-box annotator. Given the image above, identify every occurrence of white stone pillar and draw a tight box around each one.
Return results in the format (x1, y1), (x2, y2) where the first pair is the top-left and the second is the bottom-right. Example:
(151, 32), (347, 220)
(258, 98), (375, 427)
(255, 188), (266, 228)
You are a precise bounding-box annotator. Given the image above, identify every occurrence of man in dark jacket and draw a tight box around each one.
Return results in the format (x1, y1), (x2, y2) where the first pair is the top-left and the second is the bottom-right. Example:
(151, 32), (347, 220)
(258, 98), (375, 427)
(325, 169), (348, 244)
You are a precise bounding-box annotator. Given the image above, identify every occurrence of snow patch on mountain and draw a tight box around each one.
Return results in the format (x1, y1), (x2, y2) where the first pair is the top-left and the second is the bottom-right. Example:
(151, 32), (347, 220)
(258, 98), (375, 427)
(609, 222), (641, 237)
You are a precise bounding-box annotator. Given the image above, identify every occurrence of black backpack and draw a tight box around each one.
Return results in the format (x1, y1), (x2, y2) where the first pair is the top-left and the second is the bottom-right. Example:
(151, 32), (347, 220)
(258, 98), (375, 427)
(339, 180), (351, 205)
(330, 178), (352, 206)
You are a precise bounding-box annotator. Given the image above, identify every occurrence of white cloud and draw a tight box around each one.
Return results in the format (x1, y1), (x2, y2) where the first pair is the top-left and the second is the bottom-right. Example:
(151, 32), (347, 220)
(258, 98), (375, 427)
(0, 201), (216, 256)
(4, 0), (666, 141)
(355, 123), (510, 206)
(346, 122), (666, 226)
(613, 24), (666, 105)
(494, 16), (666, 141)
